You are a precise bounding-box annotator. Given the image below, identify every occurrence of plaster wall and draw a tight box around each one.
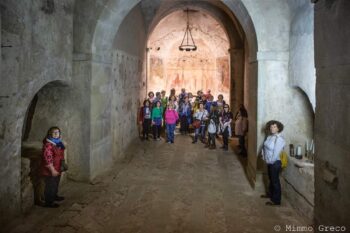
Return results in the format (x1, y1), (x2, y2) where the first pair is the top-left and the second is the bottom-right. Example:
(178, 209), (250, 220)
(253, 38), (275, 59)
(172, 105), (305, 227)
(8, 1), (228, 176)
(147, 10), (230, 100)
(314, 0), (350, 229)
(288, 1), (316, 110)
(0, 0), (74, 224)
(112, 5), (146, 161)
(234, 1), (316, 222)
(278, 1), (316, 221)
(89, 5), (146, 179)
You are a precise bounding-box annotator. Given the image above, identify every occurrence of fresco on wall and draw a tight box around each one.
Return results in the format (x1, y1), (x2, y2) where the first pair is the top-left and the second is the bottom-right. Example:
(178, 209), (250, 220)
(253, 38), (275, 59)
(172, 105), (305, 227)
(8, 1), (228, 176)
(148, 10), (230, 101)
(149, 56), (164, 90)
(217, 57), (230, 93)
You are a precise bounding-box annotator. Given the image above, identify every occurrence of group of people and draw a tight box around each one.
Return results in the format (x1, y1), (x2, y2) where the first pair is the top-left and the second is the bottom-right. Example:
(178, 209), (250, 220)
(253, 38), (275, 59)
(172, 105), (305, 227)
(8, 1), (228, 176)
(138, 88), (286, 206)
(138, 88), (248, 153)
(39, 90), (285, 209)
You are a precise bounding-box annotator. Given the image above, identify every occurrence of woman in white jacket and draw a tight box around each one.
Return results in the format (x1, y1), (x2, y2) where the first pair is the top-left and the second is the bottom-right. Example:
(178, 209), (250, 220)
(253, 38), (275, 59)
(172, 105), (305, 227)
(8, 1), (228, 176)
(261, 120), (285, 206)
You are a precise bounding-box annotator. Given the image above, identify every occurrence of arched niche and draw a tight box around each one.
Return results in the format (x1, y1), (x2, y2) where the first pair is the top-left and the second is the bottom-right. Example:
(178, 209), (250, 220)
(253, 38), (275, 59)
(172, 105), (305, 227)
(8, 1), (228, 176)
(20, 80), (79, 212)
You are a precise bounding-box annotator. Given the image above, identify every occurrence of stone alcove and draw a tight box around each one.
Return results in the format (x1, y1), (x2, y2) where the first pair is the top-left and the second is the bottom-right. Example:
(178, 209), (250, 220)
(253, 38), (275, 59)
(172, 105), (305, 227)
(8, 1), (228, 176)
(21, 80), (73, 212)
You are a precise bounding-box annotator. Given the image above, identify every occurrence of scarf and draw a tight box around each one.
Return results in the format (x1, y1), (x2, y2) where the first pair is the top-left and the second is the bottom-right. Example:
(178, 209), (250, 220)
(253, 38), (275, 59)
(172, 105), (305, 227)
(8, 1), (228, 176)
(48, 137), (65, 149)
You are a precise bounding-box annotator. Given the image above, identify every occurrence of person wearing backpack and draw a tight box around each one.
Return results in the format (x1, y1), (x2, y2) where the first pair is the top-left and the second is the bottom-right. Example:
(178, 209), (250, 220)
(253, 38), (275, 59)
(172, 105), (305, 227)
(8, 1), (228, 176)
(219, 104), (233, 151)
(179, 96), (192, 135)
(206, 103), (219, 149)
(261, 120), (286, 206)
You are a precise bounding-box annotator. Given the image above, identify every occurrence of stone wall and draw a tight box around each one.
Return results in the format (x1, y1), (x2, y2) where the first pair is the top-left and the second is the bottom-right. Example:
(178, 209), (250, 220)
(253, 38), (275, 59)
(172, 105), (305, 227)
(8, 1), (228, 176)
(314, 0), (350, 229)
(0, 0), (74, 224)
(281, 158), (314, 222)
(113, 5), (146, 161)
(278, 1), (316, 222)
(288, 1), (316, 110)
(89, 4), (146, 179)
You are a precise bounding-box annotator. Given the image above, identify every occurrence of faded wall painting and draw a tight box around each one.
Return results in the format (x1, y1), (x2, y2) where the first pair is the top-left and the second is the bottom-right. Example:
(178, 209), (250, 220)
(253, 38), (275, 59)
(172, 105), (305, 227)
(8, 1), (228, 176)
(148, 10), (230, 101)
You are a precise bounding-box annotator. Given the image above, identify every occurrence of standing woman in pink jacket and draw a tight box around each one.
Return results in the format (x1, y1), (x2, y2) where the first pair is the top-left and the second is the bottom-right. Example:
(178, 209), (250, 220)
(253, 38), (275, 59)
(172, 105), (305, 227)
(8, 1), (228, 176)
(165, 103), (179, 144)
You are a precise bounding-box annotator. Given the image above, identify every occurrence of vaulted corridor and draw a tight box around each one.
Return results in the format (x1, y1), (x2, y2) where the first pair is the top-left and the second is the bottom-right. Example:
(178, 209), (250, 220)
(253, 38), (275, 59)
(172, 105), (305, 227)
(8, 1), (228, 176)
(1, 0), (350, 231)
(6, 137), (310, 233)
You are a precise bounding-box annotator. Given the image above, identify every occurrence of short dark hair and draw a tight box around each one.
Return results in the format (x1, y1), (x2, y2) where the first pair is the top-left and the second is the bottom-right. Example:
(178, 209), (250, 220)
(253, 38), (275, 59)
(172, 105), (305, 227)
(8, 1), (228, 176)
(266, 120), (284, 133)
(143, 99), (150, 106)
(46, 126), (61, 139)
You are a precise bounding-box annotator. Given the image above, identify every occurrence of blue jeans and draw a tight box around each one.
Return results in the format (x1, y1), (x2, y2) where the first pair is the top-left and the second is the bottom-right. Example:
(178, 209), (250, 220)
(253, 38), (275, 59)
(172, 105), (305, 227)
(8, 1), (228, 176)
(194, 125), (206, 142)
(166, 123), (176, 142)
(267, 160), (282, 204)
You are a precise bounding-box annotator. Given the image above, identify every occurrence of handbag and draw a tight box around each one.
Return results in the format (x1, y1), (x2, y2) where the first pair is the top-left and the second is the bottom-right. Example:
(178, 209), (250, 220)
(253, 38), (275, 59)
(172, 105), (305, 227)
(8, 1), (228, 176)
(192, 111), (205, 129)
(60, 159), (68, 172)
(192, 119), (201, 129)
(280, 151), (288, 169)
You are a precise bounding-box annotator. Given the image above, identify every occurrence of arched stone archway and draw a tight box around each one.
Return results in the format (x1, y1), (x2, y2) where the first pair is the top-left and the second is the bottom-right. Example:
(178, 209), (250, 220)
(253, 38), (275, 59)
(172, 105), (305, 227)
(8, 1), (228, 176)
(0, 0), (326, 226)
(81, 0), (313, 189)
(73, 0), (257, 184)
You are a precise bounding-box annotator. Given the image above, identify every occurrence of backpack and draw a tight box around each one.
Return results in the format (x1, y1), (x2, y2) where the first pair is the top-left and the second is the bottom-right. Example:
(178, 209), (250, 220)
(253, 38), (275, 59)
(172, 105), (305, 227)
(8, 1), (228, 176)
(208, 120), (216, 134)
(275, 136), (288, 169)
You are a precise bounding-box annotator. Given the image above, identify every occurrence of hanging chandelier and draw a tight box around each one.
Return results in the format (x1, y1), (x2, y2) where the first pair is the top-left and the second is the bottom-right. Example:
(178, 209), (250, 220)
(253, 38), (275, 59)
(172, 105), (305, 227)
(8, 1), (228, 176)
(179, 9), (197, 52)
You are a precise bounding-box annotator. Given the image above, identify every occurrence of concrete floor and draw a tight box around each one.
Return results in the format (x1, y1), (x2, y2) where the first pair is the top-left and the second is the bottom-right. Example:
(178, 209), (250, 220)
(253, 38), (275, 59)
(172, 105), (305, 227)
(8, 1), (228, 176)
(6, 135), (312, 233)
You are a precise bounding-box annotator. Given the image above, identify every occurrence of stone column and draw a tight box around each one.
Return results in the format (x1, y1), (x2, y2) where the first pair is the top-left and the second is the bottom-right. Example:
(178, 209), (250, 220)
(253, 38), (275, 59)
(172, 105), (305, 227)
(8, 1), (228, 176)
(229, 48), (244, 113)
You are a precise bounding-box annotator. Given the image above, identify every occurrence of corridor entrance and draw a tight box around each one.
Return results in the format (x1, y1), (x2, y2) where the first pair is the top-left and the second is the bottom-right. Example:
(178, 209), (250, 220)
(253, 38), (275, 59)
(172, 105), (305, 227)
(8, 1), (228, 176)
(6, 137), (311, 233)
(147, 9), (231, 102)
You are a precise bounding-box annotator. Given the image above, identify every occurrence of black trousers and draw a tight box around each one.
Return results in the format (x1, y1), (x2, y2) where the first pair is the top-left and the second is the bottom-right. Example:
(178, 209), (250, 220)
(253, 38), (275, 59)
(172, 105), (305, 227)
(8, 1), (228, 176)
(222, 127), (229, 147)
(153, 124), (161, 139)
(267, 160), (282, 204)
(238, 135), (247, 154)
(44, 175), (61, 204)
(208, 133), (216, 146)
(142, 119), (151, 138)
(180, 116), (189, 133)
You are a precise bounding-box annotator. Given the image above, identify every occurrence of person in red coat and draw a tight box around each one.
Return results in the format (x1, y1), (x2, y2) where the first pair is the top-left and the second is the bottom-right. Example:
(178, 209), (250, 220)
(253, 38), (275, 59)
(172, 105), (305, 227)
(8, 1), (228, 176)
(41, 126), (66, 208)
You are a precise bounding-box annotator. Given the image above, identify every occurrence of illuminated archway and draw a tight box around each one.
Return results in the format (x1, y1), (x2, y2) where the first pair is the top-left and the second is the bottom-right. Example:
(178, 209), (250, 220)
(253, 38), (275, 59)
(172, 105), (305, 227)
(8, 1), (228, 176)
(147, 10), (230, 100)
